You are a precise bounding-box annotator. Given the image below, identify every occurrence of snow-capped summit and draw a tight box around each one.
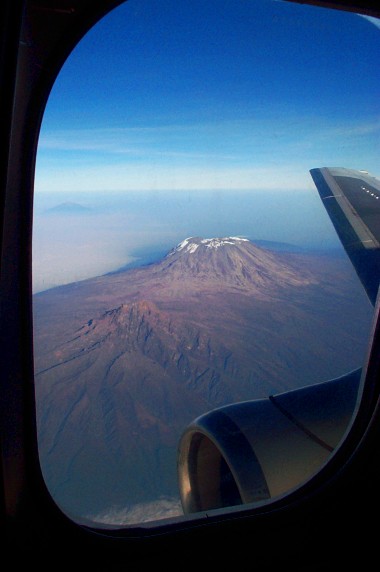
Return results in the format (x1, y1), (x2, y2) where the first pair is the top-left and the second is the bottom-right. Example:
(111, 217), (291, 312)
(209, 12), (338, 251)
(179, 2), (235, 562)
(161, 236), (315, 290)
(168, 236), (249, 256)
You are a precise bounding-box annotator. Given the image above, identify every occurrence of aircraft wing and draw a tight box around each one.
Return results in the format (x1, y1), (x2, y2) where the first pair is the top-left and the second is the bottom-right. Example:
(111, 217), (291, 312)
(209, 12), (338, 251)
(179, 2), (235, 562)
(310, 167), (380, 306)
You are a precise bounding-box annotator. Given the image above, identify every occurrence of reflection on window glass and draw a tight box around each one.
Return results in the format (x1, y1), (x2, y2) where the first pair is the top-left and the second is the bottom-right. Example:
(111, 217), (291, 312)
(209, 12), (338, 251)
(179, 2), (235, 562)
(33, 0), (378, 525)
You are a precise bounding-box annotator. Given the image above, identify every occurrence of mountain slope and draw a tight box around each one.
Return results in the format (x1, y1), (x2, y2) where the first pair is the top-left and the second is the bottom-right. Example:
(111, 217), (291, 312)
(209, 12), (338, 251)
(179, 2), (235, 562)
(33, 238), (373, 522)
(159, 236), (316, 289)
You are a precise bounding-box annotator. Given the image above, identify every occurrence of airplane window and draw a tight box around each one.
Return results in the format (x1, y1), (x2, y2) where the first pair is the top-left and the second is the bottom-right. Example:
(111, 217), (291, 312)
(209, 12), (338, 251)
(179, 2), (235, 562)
(32, 0), (378, 526)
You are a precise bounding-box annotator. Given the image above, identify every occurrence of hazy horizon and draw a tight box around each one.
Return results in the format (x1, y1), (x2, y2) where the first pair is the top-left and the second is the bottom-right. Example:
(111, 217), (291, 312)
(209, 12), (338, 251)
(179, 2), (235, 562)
(32, 187), (348, 293)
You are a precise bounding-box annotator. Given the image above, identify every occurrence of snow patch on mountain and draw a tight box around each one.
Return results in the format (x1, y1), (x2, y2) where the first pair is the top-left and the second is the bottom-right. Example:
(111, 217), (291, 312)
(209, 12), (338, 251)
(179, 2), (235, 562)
(169, 236), (249, 256)
(202, 237), (249, 249)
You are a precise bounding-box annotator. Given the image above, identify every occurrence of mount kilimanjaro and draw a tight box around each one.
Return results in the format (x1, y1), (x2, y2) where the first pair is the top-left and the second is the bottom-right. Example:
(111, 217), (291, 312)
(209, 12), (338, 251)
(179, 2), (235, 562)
(33, 237), (373, 523)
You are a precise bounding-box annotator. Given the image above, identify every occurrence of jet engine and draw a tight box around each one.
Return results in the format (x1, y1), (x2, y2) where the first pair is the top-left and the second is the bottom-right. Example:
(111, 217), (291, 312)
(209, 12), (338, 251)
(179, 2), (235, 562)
(177, 369), (361, 514)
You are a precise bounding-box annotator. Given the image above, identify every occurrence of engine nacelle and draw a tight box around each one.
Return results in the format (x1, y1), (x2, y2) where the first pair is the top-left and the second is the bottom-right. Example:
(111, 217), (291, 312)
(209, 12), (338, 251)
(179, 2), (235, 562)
(178, 369), (361, 514)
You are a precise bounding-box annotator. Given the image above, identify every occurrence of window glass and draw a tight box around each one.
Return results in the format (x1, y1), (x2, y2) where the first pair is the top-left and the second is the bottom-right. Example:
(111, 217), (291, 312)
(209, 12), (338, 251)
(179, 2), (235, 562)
(33, 0), (378, 525)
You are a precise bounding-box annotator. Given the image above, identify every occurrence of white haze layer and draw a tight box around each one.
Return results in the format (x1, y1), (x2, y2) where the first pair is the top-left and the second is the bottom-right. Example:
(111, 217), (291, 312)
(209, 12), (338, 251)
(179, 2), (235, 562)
(32, 189), (342, 293)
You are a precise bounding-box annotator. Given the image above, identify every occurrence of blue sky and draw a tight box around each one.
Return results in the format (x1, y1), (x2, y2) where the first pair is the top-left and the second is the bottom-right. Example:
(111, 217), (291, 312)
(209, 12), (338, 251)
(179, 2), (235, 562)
(35, 0), (379, 194)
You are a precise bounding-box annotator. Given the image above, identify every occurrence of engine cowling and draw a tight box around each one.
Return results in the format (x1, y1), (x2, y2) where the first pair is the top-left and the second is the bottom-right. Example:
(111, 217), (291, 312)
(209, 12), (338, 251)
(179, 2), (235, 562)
(177, 369), (361, 514)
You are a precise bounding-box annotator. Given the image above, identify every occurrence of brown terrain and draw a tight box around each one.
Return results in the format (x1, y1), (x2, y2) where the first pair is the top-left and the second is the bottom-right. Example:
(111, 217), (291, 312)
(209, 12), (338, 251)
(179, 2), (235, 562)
(32, 237), (373, 523)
